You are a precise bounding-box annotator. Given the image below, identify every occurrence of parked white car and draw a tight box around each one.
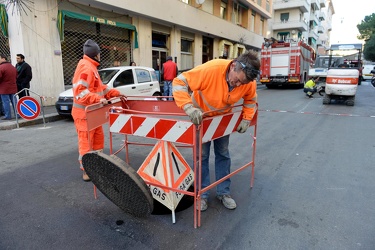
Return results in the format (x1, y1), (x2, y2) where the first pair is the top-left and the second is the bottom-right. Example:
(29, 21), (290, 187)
(362, 64), (375, 81)
(55, 66), (162, 115)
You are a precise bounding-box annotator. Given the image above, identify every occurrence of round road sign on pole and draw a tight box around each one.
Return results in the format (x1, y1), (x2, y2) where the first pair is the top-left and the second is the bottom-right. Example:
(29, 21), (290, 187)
(17, 96), (41, 120)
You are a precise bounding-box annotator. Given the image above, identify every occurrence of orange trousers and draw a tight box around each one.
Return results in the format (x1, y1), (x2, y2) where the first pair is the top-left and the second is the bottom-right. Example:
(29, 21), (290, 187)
(76, 126), (104, 170)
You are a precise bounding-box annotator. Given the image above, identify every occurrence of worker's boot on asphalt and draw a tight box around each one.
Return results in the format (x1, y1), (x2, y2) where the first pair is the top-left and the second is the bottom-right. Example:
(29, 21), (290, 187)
(82, 171), (91, 182)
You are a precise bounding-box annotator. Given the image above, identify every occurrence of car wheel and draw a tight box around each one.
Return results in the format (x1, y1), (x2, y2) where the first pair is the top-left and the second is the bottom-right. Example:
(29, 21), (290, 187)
(346, 97), (355, 106)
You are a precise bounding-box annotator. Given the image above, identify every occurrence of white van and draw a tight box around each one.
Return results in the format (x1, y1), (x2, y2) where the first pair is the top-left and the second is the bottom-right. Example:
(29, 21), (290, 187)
(55, 66), (162, 115)
(362, 64), (375, 80)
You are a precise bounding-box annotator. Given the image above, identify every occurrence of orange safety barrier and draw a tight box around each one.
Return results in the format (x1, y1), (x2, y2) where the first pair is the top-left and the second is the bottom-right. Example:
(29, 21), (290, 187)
(85, 96), (258, 228)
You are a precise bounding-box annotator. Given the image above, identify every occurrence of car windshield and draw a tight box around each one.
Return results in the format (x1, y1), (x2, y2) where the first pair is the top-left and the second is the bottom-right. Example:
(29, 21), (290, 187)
(313, 56), (344, 68)
(98, 69), (120, 84)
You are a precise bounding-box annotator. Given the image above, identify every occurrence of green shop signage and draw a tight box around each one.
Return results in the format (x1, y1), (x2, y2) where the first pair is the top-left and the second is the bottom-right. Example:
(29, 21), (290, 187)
(57, 10), (138, 48)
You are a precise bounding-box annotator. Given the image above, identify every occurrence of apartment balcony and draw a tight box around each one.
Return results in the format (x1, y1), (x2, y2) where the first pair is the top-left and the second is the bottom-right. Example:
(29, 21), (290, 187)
(272, 19), (308, 32)
(273, 0), (309, 13)
(310, 12), (319, 26)
(311, 0), (320, 10)
(319, 12), (326, 21)
(309, 29), (319, 41)
(318, 25), (325, 33)
(320, 0), (326, 8)
(239, 0), (272, 19)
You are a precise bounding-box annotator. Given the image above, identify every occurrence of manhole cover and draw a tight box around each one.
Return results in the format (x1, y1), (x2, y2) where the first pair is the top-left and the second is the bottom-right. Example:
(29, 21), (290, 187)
(82, 152), (153, 217)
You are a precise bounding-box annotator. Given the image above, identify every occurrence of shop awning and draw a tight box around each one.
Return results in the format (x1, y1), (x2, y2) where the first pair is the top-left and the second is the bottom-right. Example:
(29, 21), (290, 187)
(57, 10), (138, 48)
(277, 32), (290, 37)
(0, 4), (8, 37)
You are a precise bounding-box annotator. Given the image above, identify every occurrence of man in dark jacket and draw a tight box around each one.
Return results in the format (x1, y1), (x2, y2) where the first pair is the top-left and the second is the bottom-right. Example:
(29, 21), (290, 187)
(15, 53), (32, 98)
(0, 54), (18, 120)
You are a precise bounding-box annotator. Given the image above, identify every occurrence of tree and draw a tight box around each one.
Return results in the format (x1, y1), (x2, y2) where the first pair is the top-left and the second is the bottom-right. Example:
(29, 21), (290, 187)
(357, 13), (375, 41)
(363, 35), (375, 61)
(357, 13), (375, 61)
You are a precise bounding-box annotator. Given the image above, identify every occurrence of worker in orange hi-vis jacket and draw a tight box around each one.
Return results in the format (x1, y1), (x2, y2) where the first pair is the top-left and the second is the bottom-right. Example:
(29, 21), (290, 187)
(172, 50), (260, 212)
(72, 39), (121, 181)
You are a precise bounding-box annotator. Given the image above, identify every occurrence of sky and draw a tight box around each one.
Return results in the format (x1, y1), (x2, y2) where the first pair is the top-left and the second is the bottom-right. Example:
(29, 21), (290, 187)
(329, 0), (375, 44)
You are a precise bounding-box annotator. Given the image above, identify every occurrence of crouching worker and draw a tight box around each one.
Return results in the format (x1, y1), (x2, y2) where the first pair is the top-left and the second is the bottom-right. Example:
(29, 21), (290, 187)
(304, 76), (319, 98)
(172, 51), (260, 211)
(72, 39), (121, 181)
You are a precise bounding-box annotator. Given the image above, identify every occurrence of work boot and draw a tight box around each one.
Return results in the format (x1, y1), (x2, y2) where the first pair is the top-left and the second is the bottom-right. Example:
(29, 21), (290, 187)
(82, 171), (91, 182)
(217, 194), (237, 210)
(196, 198), (208, 212)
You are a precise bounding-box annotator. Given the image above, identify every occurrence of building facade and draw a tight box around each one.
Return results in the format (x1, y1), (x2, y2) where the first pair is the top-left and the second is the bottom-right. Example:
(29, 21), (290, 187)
(269, 0), (334, 55)
(0, 0), (272, 105)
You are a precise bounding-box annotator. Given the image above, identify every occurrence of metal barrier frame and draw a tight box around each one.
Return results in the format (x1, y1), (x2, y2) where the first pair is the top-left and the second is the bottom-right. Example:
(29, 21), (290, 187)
(85, 97), (257, 228)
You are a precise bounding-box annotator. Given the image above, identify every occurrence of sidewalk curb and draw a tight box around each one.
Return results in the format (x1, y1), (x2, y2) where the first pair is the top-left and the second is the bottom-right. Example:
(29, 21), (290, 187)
(0, 113), (67, 130)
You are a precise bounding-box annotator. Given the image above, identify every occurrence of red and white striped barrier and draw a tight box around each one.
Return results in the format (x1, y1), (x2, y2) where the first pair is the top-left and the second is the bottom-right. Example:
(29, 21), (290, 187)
(109, 111), (243, 144)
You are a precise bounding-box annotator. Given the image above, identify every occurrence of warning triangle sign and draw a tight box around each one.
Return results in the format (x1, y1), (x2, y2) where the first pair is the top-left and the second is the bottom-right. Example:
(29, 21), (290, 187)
(137, 141), (194, 210)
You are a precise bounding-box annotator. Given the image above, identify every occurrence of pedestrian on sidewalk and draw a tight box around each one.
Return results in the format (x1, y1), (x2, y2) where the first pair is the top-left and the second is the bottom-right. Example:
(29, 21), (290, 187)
(0, 54), (18, 120)
(15, 53), (32, 99)
(172, 50), (260, 211)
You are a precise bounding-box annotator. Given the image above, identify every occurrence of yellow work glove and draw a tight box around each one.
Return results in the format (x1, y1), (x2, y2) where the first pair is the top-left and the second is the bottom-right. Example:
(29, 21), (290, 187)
(183, 104), (203, 125)
(236, 119), (250, 133)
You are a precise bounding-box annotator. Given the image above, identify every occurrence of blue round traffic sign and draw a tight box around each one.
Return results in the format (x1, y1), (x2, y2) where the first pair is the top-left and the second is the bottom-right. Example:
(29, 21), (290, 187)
(17, 96), (41, 120)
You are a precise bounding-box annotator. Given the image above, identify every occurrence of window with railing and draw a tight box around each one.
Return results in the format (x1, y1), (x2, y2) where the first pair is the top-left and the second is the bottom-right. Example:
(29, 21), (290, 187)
(260, 17), (264, 36)
(233, 3), (243, 25)
(280, 13), (289, 22)
(181, 38), (193, 70)
(251, 10), (255, 32)
(220, 1), (227, 19)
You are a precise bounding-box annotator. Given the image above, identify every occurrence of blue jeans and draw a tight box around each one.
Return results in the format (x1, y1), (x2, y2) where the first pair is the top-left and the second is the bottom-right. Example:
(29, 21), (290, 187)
(0, 94), (17, 119)
(200, 135), (231, 199)
(303, 87), (317, 95)
(163, 81), (173, 100)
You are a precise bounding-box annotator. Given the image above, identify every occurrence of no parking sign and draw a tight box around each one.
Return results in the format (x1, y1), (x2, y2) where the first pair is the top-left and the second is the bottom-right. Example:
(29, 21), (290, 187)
(17, 96), (41, 120)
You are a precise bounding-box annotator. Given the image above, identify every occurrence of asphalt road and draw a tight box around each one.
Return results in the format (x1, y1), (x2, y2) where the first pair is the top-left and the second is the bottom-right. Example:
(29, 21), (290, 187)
(1, 81), (375, 249)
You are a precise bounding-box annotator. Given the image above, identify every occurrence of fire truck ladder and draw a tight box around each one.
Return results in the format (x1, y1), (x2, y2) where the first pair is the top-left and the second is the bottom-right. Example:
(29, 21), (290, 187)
(289, 42), (298, 75)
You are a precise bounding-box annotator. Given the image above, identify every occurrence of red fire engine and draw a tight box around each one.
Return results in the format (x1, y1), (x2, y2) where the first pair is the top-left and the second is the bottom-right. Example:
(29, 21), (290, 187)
(260, 38), (316, 88)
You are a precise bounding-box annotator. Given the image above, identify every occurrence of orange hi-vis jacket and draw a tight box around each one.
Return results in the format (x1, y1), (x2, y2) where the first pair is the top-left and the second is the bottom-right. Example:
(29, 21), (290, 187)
(172, 59), (257, 120)
(72, 55), (120, 130)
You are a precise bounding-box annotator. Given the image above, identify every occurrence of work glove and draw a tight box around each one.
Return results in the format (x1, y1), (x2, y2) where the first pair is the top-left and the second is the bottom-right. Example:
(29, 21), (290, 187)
(99, 98), (108, 105)
(236, 119), (250, 133)
(183, 104), (203, 125)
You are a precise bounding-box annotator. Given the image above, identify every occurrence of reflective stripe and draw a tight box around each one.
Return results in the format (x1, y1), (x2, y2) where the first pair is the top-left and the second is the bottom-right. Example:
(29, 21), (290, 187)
(103, 88), (109, 95)
(73, 102), (86, 109)
(244, 103), (256, 109)
(192, 91), (231, 114)
(76, 89), (90, 99)
(177, 74), (188, 85)
(73, 80), (89, 89)
(174, 74), (192, 94)
(173, 85), (188, 92)
(95, 90), (105, 96)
